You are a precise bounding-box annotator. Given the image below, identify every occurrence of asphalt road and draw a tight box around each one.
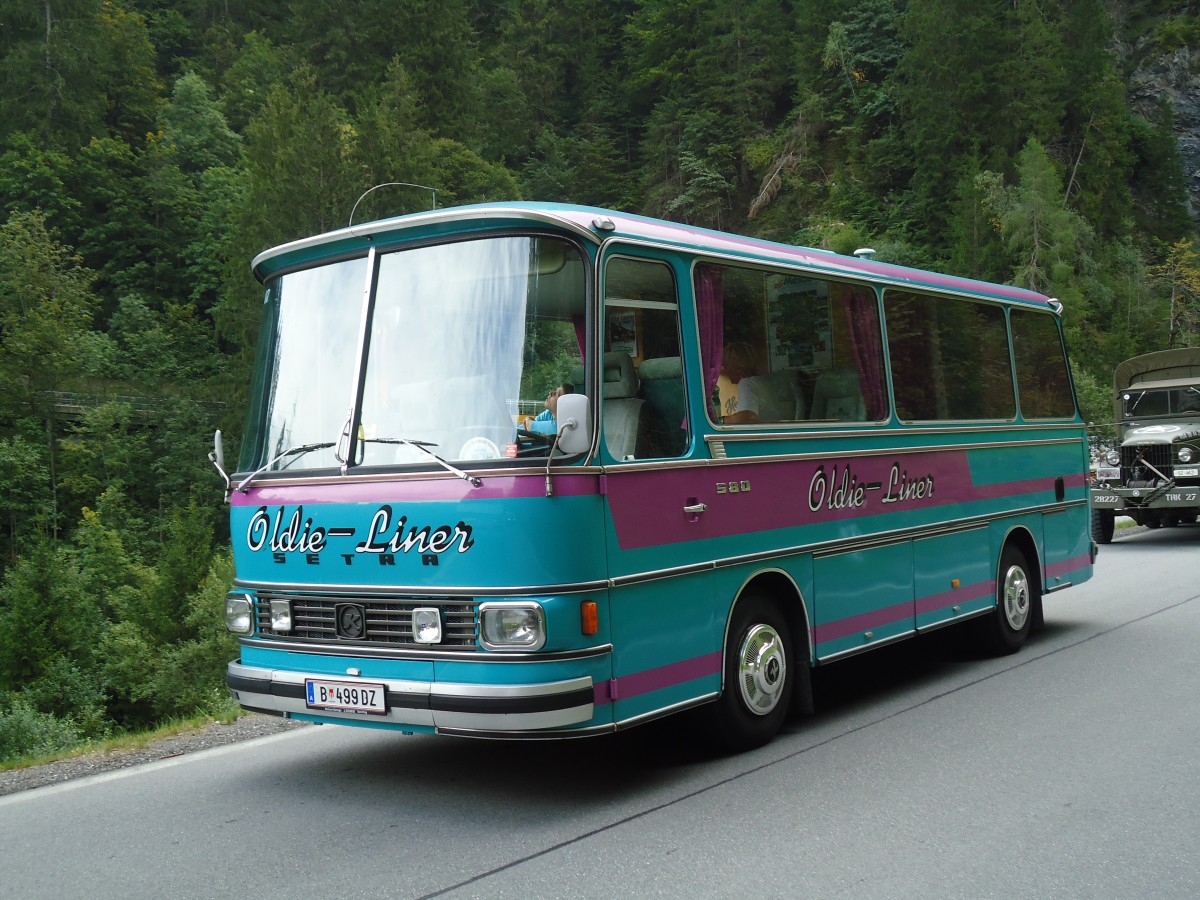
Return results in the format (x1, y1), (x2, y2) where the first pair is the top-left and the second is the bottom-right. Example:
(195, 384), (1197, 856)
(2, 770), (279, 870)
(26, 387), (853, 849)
(3, 524), (1198, 899)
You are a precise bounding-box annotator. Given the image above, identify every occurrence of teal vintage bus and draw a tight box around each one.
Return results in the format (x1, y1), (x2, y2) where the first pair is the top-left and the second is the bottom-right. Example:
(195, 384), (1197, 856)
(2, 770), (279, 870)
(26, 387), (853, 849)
(217, 202), (1094, 751)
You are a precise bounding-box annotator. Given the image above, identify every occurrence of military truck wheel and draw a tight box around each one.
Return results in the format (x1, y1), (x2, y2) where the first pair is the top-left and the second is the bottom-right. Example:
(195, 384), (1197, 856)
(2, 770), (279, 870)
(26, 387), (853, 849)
(1091, 508), (1114, 544)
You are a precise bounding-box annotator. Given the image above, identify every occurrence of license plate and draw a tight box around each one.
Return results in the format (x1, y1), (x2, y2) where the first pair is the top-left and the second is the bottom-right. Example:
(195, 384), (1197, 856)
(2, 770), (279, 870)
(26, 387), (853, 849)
(305, 679), (387, 714)
(1175, 468), (1199, 478)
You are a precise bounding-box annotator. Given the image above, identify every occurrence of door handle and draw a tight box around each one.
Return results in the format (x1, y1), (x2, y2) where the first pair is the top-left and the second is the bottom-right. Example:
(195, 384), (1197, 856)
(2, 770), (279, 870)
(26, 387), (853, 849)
(683, 502), (708, 515)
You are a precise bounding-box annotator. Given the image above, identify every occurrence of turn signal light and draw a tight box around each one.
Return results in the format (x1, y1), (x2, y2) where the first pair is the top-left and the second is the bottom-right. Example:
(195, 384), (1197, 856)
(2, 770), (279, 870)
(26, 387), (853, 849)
(581, 600), (598, 636)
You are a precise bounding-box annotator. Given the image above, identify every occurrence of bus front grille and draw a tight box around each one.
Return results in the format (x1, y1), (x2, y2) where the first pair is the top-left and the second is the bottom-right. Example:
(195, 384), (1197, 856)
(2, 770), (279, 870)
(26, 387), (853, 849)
(253, 592), (478, 649)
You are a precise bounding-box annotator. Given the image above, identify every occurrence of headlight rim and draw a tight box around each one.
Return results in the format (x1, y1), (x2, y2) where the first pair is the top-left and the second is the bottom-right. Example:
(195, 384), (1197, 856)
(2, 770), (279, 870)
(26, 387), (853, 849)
(225, 593), (254, 635)
(478, 601), (547, 652)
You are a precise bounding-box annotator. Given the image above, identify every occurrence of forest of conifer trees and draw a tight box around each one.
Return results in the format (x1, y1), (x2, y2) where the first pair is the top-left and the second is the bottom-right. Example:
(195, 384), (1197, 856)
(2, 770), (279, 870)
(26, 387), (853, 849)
(1, 0), (1197, 760)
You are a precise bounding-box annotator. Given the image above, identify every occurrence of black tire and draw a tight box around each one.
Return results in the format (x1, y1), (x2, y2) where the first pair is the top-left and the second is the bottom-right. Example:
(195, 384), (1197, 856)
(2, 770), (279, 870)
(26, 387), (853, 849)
(707, 593), (792, 752)
(977, 544), (1036, 655)
(1091, 508), (1115, 544)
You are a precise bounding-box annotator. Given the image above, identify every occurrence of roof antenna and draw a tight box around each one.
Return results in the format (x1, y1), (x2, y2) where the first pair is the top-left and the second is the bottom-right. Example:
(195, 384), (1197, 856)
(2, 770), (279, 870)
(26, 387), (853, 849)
(349, 182), (439, 227)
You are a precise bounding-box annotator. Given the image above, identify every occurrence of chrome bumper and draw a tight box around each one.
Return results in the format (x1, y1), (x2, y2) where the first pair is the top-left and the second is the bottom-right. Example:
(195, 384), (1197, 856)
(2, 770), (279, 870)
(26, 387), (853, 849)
(227, 661), (595, 732)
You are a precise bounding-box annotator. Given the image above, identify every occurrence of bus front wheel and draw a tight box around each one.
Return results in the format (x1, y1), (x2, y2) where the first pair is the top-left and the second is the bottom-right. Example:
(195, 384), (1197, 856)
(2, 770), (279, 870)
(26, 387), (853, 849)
(708, 594), (792, 752)
(977, 545), (1036, 655)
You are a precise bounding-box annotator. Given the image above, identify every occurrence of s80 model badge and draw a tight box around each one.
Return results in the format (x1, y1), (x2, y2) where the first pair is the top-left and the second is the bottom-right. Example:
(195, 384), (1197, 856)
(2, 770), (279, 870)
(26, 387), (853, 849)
(715, 480), (751, 494)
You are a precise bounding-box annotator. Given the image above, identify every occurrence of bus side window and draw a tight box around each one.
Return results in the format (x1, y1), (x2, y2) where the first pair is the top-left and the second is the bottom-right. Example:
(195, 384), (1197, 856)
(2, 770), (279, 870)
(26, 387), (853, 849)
(1011, 309), (1075, 420)
(603, 256), (688, 460)
(886, 289), (1015, 422)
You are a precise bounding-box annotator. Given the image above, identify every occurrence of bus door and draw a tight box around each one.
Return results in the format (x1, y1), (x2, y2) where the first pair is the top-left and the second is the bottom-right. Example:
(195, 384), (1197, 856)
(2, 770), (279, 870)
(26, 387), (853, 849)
(595, 251), (721, 725)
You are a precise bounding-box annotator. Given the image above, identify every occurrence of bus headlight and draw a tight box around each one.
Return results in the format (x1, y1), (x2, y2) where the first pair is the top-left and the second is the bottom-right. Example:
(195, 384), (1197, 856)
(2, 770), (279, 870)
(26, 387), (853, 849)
(479, 603), (546, 651)
(1105, 449), (1120, 466)
(225, 594), (253, 634)
(1179, 447), (1195, 464)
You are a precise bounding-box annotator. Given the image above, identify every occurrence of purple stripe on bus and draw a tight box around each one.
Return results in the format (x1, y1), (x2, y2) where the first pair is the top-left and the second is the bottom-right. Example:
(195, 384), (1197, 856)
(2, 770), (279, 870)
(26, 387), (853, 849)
(811, 598), (914, 644)
(604, 450), (1082, 550)
(230, 473), (598, 507)
(1045, 553), (1093, 579)
(914, 579), (993, 617)
(554, 208), (1053, 307)
(593, 650), (723, 707)
(970, 473), (1088, 499)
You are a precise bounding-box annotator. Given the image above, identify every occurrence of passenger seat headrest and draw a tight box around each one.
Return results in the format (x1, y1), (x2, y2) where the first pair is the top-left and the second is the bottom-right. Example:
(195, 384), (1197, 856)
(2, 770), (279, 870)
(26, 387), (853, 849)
(602, 351), (639, 399)
(638, 356), (683, 381)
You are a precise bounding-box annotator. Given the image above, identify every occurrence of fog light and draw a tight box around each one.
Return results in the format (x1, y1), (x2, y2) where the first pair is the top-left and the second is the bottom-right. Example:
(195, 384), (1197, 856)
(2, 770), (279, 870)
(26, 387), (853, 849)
(270, 599), (293, 632)
(1180, 447), (1194, 464)
(479, 603), (546, 650)
(225, 594), (253, 634)
(412, 607), (442, 644)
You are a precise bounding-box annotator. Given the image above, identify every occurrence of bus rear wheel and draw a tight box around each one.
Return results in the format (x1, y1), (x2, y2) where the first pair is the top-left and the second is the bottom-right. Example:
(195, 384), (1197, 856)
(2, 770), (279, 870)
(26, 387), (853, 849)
(977, 545), (1036, 655)
(708, 594), (792, 752)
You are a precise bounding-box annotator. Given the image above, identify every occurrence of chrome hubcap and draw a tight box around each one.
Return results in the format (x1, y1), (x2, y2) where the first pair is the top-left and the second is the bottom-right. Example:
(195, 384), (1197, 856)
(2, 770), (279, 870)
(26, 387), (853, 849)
(737, 624), (787, 716)
(1001, 564), (1030, 631)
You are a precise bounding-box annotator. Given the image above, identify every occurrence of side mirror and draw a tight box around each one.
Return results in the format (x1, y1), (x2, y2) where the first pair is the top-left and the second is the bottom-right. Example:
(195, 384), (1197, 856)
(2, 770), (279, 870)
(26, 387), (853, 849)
(209, 429), (231, 489)
(212, 430), (225, 471)
(555, 393), (591, 455)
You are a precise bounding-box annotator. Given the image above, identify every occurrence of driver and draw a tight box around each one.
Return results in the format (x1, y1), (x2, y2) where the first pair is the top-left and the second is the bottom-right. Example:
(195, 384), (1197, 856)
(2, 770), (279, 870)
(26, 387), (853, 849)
(529, 383), (574, 435)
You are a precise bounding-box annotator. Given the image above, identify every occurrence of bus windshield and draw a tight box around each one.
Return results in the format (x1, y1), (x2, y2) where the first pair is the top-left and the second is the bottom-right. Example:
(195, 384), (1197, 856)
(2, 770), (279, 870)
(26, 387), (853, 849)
(241, 235), (587, 473)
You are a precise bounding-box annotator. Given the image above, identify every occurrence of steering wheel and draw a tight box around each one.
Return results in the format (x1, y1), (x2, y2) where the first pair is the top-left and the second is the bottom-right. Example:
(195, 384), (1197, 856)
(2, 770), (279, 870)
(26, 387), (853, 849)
(515, 428), (554, 456)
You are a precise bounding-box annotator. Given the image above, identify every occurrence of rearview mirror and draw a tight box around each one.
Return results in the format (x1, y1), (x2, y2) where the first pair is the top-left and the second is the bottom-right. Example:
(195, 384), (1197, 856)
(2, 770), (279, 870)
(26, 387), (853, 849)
(555, 393), (591, 455)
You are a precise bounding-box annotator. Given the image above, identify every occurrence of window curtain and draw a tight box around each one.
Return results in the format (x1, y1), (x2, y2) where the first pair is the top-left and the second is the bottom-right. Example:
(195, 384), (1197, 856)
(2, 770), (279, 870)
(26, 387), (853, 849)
(572, 314), (586, 360)
(695, 264), (725, 416)
(842, 285), (888, 420)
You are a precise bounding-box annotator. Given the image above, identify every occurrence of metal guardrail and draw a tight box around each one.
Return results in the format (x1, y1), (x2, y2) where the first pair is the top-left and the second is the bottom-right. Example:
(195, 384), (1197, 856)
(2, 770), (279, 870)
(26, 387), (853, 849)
(42, 391), (225, 419)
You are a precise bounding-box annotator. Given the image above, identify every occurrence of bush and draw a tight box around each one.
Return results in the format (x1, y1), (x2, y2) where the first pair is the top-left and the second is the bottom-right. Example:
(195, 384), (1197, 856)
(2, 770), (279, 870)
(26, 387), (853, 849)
(0, 696), (83, 763)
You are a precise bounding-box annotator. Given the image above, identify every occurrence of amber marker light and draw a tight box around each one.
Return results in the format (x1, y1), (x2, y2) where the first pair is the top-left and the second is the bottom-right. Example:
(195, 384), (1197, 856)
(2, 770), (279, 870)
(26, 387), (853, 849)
(581, 600), (599, 636)
(951, 579), (961, 589)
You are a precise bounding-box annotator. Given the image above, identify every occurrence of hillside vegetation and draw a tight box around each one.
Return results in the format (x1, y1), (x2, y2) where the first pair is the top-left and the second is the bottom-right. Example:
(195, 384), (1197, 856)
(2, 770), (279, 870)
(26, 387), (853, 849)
(1, 0), (1196, 759)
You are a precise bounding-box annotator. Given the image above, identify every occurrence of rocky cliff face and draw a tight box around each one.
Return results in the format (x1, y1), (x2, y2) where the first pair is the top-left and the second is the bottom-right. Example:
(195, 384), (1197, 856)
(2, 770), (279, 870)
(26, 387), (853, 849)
(1128, 43), (1200, 219)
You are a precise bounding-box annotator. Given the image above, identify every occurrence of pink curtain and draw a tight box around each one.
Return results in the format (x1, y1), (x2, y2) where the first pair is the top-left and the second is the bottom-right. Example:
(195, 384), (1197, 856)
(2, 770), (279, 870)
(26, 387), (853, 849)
(841, 285), (888, 420)
(573, 314), (586, 360)
(695, 264), (725, 416)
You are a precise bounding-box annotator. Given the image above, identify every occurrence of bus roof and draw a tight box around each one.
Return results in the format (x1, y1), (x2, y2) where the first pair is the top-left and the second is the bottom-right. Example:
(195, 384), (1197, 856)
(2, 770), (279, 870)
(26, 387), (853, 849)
(251, 201), (1059, 310)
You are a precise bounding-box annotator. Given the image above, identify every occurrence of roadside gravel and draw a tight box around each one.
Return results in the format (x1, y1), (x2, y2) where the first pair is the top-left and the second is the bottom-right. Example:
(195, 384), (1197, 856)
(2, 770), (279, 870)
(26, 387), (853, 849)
(0, 714), (308, 797)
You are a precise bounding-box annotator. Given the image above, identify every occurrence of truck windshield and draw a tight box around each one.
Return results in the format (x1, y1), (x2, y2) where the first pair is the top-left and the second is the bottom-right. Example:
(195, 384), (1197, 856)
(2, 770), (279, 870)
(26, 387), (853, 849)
(240, 235), (588, 473)
(1122, 387), (1200, 418)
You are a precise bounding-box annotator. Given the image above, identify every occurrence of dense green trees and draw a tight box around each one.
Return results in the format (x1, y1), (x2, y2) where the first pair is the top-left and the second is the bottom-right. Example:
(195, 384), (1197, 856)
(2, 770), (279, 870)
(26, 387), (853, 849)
(1, 0), (1197, 760)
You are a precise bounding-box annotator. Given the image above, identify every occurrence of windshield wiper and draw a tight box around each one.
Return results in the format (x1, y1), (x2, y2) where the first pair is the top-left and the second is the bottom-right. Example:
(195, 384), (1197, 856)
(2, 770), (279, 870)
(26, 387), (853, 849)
(364, 438), (482, 488)
(235, 442), (336, 493)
